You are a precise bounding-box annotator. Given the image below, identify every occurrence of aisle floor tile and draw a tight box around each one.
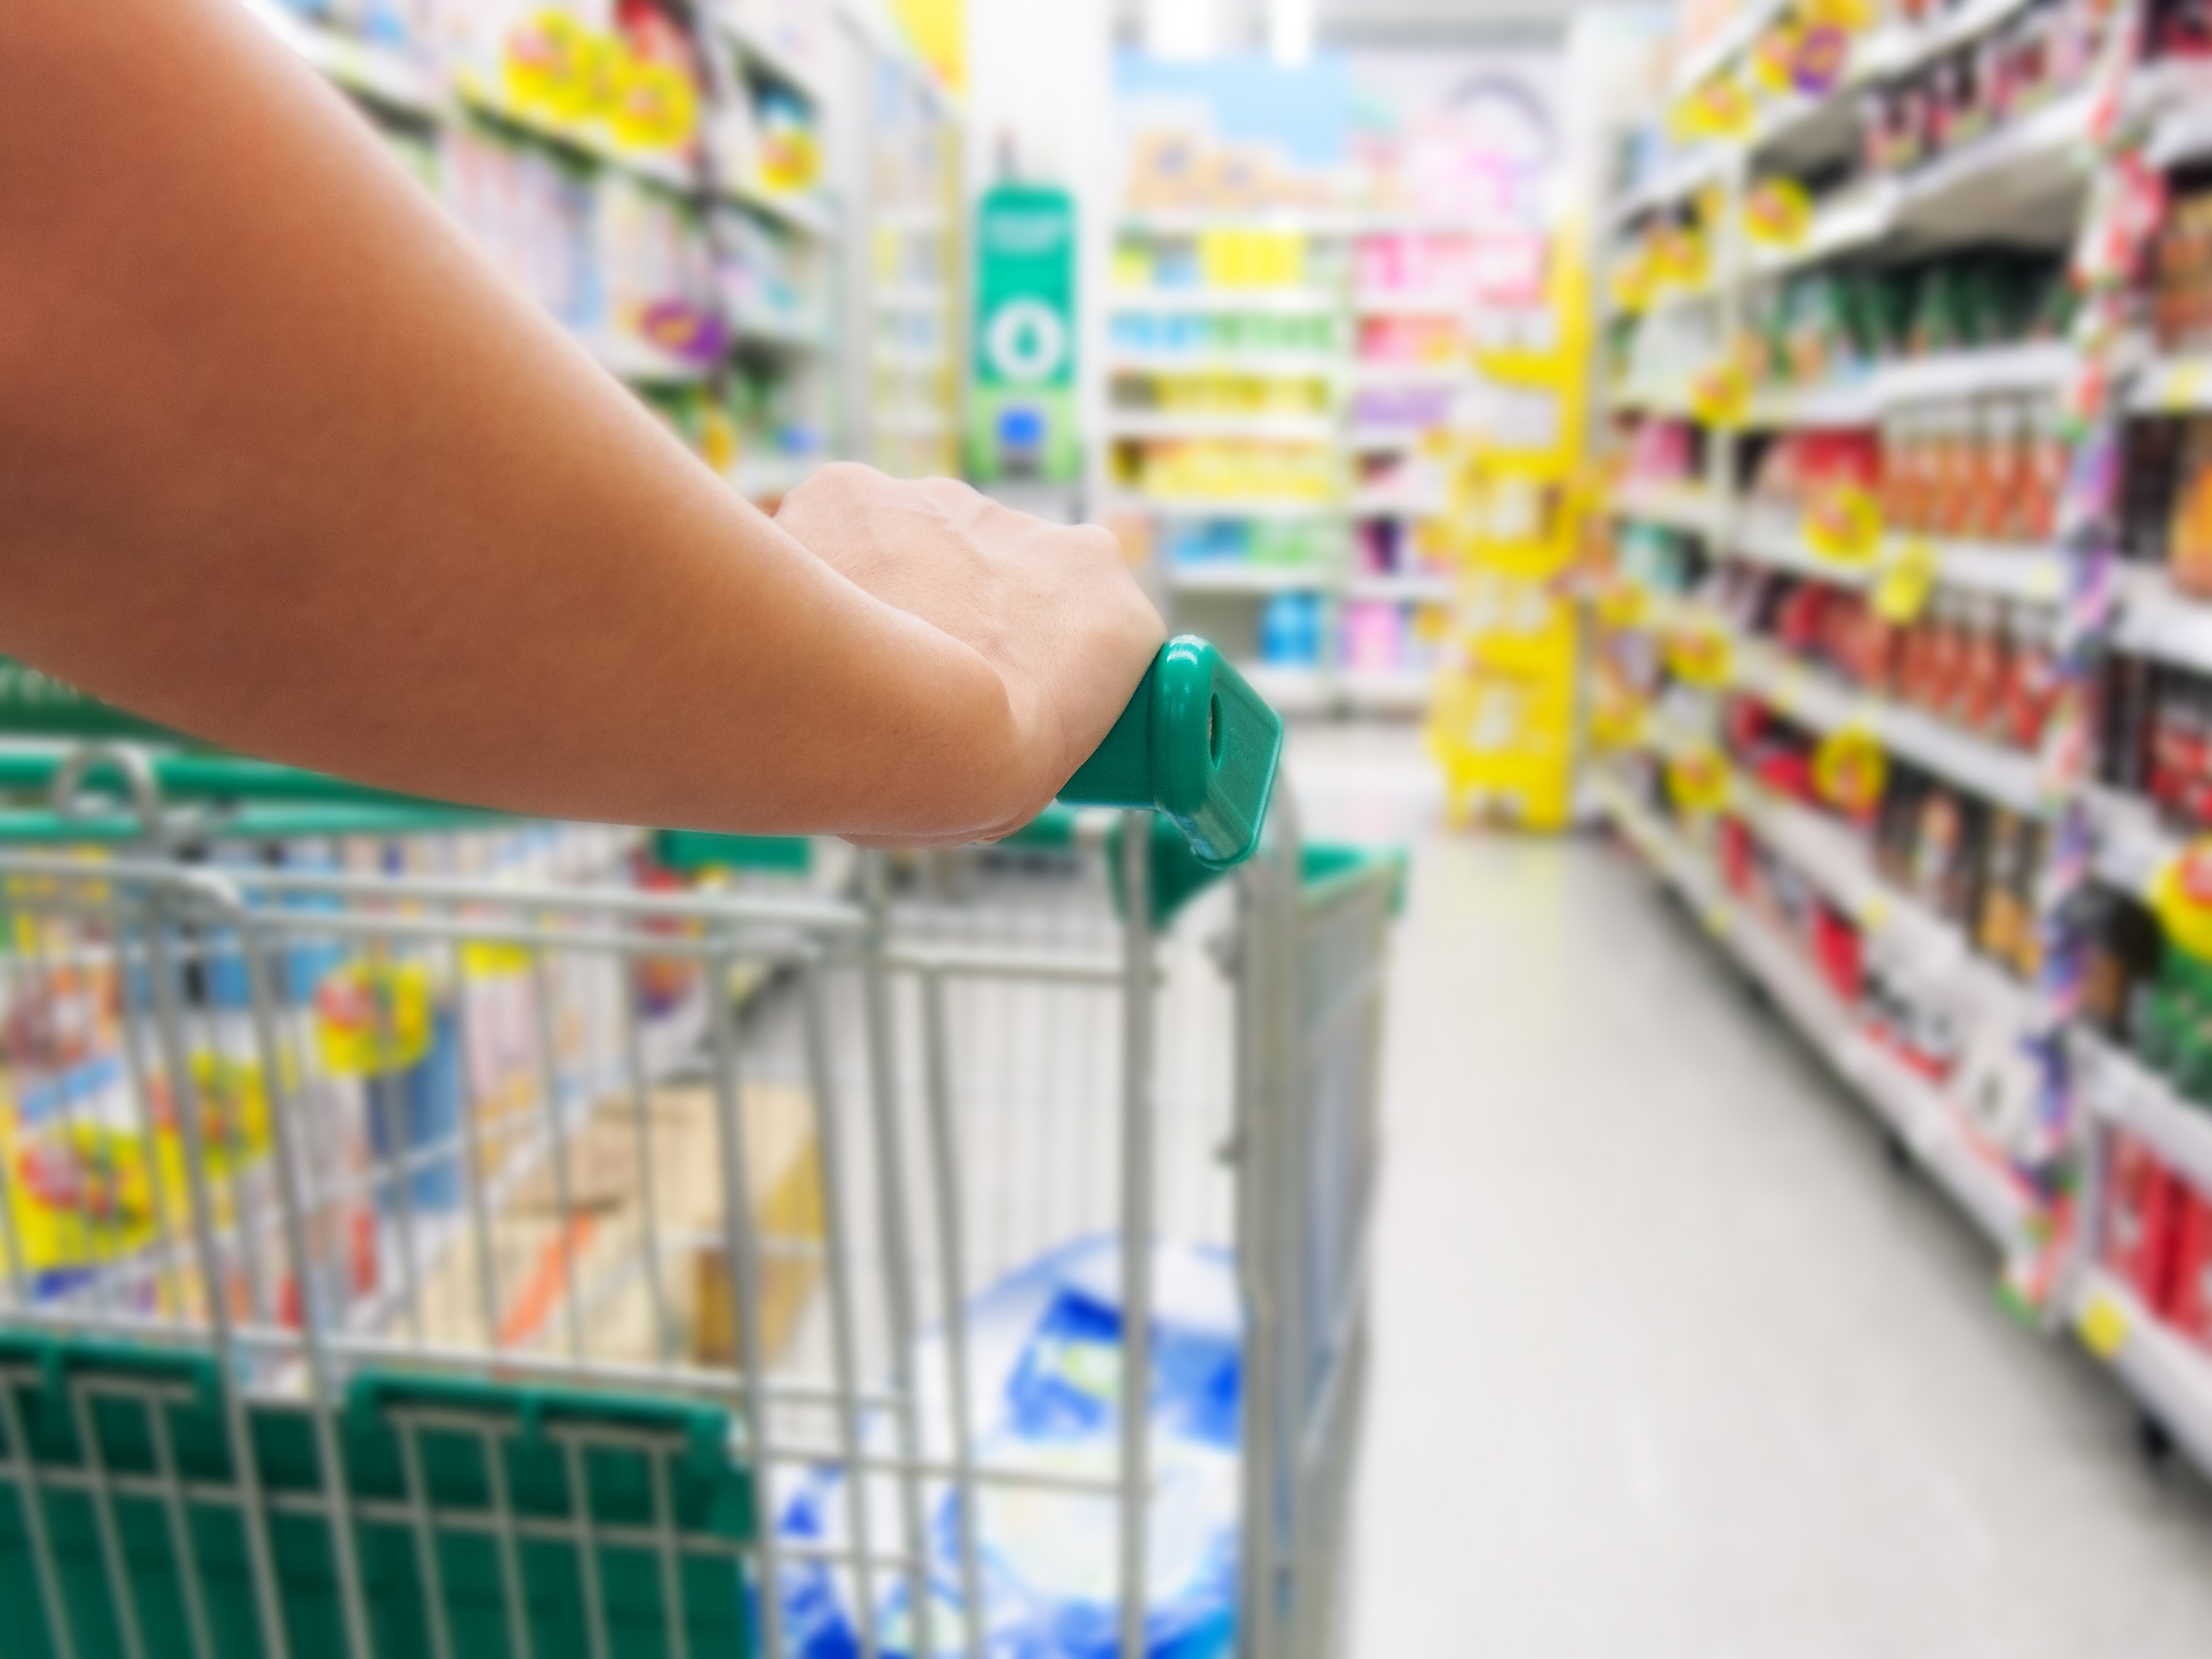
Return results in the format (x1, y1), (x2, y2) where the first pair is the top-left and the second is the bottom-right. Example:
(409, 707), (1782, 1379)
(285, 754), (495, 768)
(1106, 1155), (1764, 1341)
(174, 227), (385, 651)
(1341, 810), (2212, 1657)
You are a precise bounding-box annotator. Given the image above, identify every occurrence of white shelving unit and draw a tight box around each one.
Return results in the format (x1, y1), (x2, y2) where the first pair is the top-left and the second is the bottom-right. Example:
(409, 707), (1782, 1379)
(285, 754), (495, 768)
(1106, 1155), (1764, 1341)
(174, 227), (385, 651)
(1597, 0), (2212, 1473)
(1103, 204), (1471, 719)
(242, 0), (868, 508)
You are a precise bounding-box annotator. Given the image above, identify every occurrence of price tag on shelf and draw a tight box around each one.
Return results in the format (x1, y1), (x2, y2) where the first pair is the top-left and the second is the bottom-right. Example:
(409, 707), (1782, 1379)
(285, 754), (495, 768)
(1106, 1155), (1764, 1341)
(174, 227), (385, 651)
(1874, 536), (1939, 624)
(1858, 893), (1894, 932)
(2077, 1292), (2132, 1362)
(503, 9), (601, 123)
(611, 59), (699, 151)
(1689, 359), (1749, 428)
(2148, 841), (2212, 961)
(1744, 178), (1813, 250)
(1609, 254), (1655, 315)
(1668, 747), (1732, 817)
(1813, 725), (1888, 818)
(1801, 0), (1875, 29)
(1674, 72), (1755, 143)
(1590, 692), (1649, 754)
(1750, 23), (1804, 96)
(1665, 617), (1735, 688)
(1803, 483), (1883, 564)
(2162, 359), (2212, 412)
(1593, 579), (1648, 631)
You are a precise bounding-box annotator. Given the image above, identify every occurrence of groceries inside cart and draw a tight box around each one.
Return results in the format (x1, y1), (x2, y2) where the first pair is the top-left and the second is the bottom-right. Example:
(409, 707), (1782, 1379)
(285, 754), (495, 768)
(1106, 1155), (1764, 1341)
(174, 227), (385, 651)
(0, 642), (1397, 1659)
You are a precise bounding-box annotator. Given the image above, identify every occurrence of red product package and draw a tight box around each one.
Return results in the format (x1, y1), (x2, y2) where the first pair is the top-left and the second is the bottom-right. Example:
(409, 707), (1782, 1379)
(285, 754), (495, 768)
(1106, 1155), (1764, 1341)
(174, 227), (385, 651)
(2166, 1183), (2212, 1356)
(2102, 1131), (2186, 1314)
(1810, 904), (1863, 1004)
(1717, 815), (1756, 896)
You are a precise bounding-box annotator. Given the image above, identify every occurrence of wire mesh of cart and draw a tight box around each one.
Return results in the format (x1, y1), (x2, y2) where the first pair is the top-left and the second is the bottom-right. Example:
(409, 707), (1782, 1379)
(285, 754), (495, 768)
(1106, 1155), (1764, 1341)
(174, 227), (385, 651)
(0, 639), (1397, 1659)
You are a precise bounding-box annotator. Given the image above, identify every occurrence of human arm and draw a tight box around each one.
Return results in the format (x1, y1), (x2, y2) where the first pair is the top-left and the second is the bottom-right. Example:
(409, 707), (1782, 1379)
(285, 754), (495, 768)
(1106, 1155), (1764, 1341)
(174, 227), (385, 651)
(0, 0), (1162, 845)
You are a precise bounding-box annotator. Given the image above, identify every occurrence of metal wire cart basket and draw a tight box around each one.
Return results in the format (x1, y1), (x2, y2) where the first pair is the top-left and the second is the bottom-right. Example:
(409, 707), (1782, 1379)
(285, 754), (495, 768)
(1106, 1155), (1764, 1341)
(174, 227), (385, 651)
(0, 639), (1396, 1659)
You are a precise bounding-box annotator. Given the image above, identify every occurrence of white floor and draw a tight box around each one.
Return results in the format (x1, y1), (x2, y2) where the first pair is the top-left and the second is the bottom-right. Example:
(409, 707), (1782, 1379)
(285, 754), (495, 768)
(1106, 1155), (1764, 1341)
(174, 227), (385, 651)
(1281, 730), (2212, 1658)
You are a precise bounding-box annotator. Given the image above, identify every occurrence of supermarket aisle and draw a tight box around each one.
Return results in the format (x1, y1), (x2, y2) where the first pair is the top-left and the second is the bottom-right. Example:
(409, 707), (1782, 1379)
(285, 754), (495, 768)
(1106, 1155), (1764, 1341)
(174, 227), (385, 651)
(1321, 768), (2212, 1655)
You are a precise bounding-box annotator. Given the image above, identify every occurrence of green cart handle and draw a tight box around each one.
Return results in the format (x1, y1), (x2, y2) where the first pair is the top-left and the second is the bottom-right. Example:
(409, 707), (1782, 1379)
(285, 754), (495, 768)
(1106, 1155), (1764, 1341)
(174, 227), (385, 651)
(1055, 636), (1282, 870)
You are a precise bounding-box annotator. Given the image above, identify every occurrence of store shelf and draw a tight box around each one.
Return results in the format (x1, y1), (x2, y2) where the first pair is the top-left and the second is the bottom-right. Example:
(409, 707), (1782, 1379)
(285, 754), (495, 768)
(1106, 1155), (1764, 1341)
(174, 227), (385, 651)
(1748, 340), (2077, 427)
(1096, 494), (1344, 521)
(875, 204), (948, 232)
(1346, 573), (1455, 603)
(1118, 208), (1362, 237)
(243, 0), (444, 117)
(734, 454), (820, 502)
(1608, 378), (1700, 418)
(716, 10), (830, 102)
(2067, 1271), (2212, 1478)
(1877, 338), (2078, 405)
(1108, 287), (1341, 317)
(2077, 1034), (2212, 1200)
(1352, 361), (1470, 389)
(1609, 479), (1725, 538)
(875, 284), (953, 313)
(1108, 351), (1339, 378)
(1354, 291), (1466, 318)
(1729, 510), (2067, 603)
(1730, 636), (2051, 816)
(1596, 769), (2043, 1256)
(2113, 566), (2212, 671)
(1238, 664), (1332, 714)
(871, 343), (949, 371)
(1893, 89), (2096, 238)
(1351, 488), (1449, 519)
(1168, 563), (1328, 595)
(1348, 427), (1425, 454)
(1104, 411), (1335, 442)
(1343, 670), (1434, 713)
(2132, 354), (2212, 413)
(2087, 788), (2175, 899)
(1610, 148), (1730, 230)
(1744, 375), (1883, 428)
(1745, 185), (1899, 278)
(1669, 0), (1793, 97)
(872, 408), (952, 437)
(729, 178), (838, 237)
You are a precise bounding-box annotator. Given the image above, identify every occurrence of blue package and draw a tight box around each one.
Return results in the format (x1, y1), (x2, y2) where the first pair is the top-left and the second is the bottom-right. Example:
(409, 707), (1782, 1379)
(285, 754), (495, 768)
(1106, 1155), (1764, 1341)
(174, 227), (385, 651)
(778, 1237), (1243, 1659)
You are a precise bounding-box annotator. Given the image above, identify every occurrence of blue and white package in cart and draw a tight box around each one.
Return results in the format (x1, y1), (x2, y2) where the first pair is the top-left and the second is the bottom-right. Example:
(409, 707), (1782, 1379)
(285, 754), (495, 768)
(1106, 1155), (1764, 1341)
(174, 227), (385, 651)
(778, 1237), (1243, 1659)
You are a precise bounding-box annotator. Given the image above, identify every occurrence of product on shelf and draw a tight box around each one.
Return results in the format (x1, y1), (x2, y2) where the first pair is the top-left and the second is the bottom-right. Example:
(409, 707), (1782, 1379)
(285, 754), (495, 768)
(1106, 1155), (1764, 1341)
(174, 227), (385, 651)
(2094, 653), (2212, 831)
(1112, 309), (1338, 357)
(1716, 565), (2058, 751)
(1621, 414), (1703, 487)
(1856, 0), (2113, 177)
(1608, 290), (1727, 398)
(1745, 427), (1882, 514)
(1258, 592), (1325, 666)
(2121, 415), (2212, 594)
(1113, 370), (1333, 418)
(1748, 252), (2072, 391)
(1165, 518), (1333, 571)
(1113, 229), (1335, 292)
(1118, 438), (1337, 502)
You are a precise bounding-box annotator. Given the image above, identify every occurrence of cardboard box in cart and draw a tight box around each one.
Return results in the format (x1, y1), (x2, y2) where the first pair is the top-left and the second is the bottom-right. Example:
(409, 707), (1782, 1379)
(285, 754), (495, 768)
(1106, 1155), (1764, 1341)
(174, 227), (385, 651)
(412, 1083), (825, 1367)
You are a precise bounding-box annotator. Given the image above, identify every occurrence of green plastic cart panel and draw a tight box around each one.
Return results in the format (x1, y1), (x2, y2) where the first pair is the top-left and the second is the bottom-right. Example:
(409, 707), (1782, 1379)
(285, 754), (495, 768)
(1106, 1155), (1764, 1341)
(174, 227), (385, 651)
(0, 1333), (755, 1659)
(653, 831), (814, 875)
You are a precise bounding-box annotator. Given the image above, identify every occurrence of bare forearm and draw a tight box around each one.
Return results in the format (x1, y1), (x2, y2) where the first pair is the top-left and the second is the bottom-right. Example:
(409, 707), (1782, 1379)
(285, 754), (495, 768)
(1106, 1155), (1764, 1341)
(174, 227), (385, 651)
(0, 0), (1019, 836)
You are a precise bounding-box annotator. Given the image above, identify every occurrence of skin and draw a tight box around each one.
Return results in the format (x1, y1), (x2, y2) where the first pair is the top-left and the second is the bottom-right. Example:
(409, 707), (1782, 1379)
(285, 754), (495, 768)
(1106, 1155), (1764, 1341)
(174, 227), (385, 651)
(0, 0), (1163, 847)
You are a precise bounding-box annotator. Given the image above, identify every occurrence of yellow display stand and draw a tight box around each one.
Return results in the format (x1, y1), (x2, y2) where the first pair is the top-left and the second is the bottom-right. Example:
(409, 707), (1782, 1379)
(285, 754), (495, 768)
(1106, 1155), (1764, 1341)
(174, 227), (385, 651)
(1427, 224), (1592, 831)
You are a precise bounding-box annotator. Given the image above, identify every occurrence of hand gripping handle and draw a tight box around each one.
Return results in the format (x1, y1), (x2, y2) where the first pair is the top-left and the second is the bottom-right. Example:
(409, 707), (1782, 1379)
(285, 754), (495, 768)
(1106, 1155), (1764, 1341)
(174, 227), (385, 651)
(1055, 636), (1283, 869)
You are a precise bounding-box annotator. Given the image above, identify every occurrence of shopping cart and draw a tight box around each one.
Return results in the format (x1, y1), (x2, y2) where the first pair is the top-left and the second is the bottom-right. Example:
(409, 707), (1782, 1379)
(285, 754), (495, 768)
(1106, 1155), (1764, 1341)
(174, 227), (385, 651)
(0, 637), (1397, 1659)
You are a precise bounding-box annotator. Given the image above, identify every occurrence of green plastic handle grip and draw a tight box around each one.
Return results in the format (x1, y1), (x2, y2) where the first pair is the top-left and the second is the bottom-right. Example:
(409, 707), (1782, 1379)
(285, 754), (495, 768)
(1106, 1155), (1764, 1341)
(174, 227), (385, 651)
(1056, 636), (1283, 869)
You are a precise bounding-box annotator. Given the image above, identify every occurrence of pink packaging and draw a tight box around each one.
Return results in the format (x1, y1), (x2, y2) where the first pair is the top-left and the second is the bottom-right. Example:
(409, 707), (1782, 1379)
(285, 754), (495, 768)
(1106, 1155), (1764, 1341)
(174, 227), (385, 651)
(1343, 600), (1405, 673)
